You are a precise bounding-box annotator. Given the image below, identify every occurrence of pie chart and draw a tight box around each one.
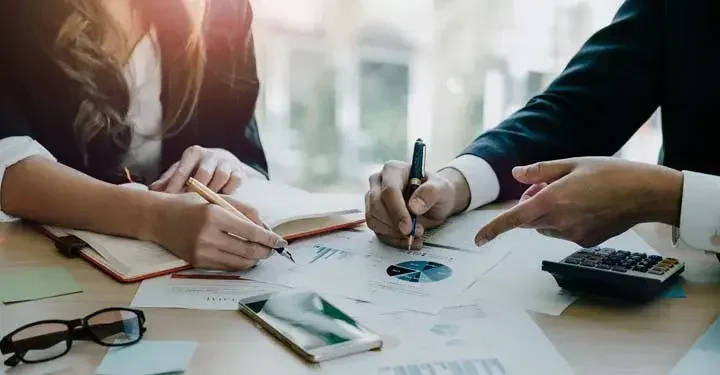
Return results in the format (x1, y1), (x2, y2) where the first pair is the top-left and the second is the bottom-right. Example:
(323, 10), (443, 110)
(386, 261), (453, 283)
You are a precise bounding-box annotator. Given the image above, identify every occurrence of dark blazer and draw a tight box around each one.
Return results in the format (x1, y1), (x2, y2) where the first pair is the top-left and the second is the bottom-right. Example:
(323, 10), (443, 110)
(0, 0), (268, 184)
(464, 0), (720, 200)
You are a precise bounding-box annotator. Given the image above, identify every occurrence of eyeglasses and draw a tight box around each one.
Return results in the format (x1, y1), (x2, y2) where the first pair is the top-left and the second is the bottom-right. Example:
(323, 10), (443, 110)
(0, 307), (146, 367)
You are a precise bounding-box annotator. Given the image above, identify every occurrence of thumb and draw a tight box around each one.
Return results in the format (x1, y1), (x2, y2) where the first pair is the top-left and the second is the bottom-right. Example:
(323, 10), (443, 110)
(407, 177), (444, 216)
(512, 160), (575, 184)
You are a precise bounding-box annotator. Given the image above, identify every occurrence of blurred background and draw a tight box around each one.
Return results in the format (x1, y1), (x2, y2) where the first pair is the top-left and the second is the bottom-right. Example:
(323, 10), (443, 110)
(250, 0), (662, 193)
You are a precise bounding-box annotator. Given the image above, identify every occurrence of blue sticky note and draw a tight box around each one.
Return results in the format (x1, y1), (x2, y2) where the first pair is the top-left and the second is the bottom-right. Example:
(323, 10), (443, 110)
(663, 282), (686, 299)
(96, 341), (197, 375)
(671, 316), (720, 374)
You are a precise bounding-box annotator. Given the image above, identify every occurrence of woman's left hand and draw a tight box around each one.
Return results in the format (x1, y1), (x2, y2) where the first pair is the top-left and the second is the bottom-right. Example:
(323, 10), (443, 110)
(150, 145), (246, 194)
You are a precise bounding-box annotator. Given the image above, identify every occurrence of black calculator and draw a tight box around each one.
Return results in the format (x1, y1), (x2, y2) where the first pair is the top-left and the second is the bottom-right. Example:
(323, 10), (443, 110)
(542, 247), (685, 301)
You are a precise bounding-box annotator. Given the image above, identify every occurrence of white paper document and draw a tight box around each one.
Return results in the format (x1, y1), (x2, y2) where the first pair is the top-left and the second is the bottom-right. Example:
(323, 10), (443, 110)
(173, 252), (305, 288)
(311, 304), (574, 375)
(671, 316), (720, 375)
(427, 206), (660, 315)
(130, 275), (404, 318)
(285, 230), (507, 314)
(131, 276), (288, 310)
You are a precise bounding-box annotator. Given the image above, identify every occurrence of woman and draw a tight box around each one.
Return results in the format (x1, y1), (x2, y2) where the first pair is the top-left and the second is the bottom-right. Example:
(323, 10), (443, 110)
(0, 0), (285, 270)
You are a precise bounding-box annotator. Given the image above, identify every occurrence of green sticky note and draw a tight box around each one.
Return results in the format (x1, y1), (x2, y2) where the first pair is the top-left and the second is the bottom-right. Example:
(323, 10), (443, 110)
(0, 267), (82, 303)
(96, 341), (197, 375)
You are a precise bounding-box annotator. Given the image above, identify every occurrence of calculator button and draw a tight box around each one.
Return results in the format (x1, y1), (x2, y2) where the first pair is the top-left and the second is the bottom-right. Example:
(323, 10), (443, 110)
(612, 267), (628, 273)
(632, 253), (647, 258)
(649, 255), (663, 262)
(581, 261), (597, 267)
(564, 258), (580, 264)
(649, 267), (666, 275)
(596, 264), (611, 270)
(633, 267), (648, 273)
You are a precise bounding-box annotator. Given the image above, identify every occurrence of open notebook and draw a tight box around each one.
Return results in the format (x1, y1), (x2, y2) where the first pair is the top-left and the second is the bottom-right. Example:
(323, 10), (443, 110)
(36, 180), (364, 283)
(232, 179), (364, 240)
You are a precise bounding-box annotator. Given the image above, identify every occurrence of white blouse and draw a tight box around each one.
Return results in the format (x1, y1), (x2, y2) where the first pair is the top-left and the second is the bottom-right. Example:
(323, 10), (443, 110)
(0, 33), (163, 221)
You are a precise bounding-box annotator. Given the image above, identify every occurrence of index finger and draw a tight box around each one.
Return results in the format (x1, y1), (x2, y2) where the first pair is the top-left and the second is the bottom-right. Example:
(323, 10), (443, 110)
(216, 209), (287, 250)
(474, 197), (546, 246)
(166, 150), (203, 193)
(379, 164), (412, 235)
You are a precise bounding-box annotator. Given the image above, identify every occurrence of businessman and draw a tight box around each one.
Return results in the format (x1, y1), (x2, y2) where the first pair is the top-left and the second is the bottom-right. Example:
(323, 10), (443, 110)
(365, 0), (720, 257)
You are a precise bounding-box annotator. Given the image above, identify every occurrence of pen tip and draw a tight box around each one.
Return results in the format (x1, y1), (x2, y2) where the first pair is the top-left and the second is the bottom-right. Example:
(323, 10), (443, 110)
(407, 236), (413, 251)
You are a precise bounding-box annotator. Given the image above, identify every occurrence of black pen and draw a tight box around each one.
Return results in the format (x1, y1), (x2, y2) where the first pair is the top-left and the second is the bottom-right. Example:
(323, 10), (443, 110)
(406, 138), (426, 250)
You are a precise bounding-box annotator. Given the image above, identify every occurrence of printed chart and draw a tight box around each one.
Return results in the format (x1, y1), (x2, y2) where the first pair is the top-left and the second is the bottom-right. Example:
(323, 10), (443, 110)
(310, 245), (355, 264)
(386, 261), (453, 283)
(288, 231), (478, 313)
(377, 358), (507, 375)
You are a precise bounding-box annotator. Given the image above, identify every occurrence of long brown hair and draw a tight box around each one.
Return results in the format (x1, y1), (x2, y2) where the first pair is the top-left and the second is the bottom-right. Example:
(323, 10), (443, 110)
(52, 0), (206, 154)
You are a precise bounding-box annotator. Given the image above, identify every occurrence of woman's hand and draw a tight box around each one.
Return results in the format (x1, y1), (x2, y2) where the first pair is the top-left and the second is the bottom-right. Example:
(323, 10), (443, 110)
(148, 193), (287, 270)
(475, 157), (683, 248)
(150, 146), (246, 194)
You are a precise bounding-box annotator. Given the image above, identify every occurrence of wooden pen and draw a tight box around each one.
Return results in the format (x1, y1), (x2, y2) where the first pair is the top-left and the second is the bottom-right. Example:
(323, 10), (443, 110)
(185, 177), (295, 263)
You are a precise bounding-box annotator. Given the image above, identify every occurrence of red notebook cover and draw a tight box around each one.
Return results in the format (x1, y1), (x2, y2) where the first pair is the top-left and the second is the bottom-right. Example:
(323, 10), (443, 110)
(32, 223), (191, 283)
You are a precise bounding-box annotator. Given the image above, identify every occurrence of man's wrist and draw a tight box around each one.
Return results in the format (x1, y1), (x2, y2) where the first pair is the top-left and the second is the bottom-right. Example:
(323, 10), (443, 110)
(438, 167), (471, 215)
(640, 166), (683, 226)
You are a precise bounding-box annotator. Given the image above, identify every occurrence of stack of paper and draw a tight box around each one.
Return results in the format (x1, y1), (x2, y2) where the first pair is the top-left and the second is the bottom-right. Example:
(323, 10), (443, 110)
(427, 207), (664, 316)
(316, 303), (574, 375)
(671, 316), (720, 375)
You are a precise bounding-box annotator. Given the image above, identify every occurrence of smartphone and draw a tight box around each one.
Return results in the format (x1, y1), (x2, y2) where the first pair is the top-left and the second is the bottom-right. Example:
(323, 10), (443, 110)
(238, 289), (383, 362)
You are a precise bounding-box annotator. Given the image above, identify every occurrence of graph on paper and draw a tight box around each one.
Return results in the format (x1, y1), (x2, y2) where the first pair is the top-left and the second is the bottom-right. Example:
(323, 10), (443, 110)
(309, 245), (355, 264)
(377, 358), (507, 375)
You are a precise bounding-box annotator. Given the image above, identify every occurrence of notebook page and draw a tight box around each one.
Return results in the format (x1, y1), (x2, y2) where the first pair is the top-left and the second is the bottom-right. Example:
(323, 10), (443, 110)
(67, 230), (187, 275)
(231, 179), (362, 227)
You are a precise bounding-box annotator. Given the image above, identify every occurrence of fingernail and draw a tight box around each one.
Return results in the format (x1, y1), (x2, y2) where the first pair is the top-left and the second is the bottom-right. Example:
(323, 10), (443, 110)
(512, 166), (526, 175)
(275, 238), (289, 249)
(475, 236), (488, 247)
(415, 224), (424, 237)
(399, 219), (411, 235)
(409, 198), (425, 213)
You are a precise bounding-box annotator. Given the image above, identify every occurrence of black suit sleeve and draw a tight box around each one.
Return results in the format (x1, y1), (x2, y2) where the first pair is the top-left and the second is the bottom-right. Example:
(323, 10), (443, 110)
(463, 0), (664, 200)
(206, 0), (268, 179)
(0, 91), (32, 139)
(0, 5), (32, 140)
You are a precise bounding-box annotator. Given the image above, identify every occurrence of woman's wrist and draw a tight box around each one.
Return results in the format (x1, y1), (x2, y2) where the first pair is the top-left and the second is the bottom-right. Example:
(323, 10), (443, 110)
(133, 190), (170, 244)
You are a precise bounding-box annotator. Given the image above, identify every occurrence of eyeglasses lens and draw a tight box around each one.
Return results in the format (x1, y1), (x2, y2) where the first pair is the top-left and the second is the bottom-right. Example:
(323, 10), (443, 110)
(10, 323), (70, 362)
(88, 310), (142, 345)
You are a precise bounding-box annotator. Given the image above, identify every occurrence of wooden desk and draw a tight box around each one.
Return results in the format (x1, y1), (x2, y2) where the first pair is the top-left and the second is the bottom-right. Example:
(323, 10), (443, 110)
(1, 222), (719, 375)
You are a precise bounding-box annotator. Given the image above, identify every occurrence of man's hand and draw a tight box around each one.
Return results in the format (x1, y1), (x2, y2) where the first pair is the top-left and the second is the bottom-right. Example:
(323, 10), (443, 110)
(365, 161), (471, 249)
(475, 157), (683, 247)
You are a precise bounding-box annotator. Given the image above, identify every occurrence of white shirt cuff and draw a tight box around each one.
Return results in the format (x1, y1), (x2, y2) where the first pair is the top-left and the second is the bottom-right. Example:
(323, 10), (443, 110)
(677, 170), (720, 253)
(0, 137), (56, 222)
(444, 155), (500, 212)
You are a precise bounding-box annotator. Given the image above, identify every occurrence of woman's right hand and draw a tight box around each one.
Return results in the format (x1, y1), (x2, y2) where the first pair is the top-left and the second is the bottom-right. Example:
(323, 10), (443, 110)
(147, 193), (287, 270)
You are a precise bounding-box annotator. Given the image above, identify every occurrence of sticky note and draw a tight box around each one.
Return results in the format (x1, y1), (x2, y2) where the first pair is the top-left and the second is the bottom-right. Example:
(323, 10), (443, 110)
(663, 282), (686, 299)
(96, 341), (197, 375)
(0, 267), (82, 303)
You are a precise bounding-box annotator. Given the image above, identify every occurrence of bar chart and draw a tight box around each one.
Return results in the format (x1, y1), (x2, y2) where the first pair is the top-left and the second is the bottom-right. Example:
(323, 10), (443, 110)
(309, 245), (355, 264)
